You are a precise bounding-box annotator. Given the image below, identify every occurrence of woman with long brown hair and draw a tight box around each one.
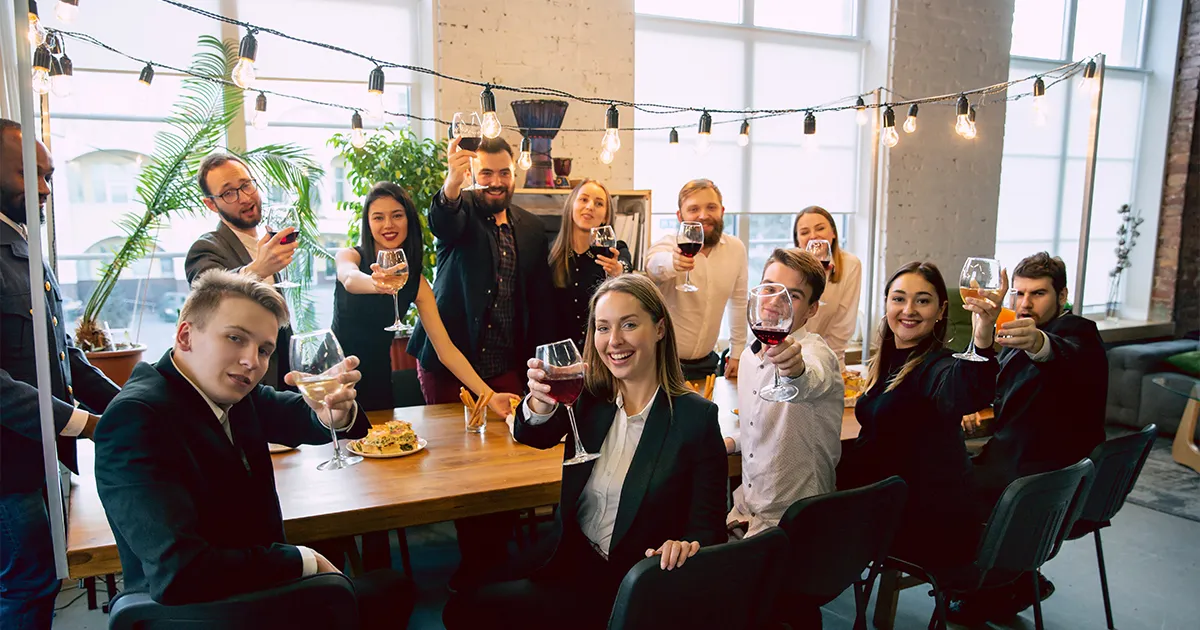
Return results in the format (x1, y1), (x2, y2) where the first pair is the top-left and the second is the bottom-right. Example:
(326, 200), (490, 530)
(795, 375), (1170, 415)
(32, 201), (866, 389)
(548, 180), (631, 349)
(443, 274), (727, 630)
(793, 206), (862, 367)
(837, 261), (1005, 568)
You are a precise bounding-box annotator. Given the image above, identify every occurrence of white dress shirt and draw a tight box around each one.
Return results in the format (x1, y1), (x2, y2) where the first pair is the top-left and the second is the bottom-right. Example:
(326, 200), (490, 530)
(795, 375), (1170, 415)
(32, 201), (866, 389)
(645, 233), (749, 360)
(726, 329), (844, 537)
(804, 251), (862, 369)
(524, 389), (659, 556)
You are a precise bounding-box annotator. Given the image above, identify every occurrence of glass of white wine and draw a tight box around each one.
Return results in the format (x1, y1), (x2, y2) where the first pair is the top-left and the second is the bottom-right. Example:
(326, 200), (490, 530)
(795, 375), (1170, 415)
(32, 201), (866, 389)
(290, 329), (363, 470)
(376, 248), (409, 332)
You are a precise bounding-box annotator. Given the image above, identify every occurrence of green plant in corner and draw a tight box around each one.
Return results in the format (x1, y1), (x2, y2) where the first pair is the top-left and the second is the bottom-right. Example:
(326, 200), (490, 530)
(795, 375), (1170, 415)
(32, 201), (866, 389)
(75, 35), (326, 351)
(328, 124), (446, 333)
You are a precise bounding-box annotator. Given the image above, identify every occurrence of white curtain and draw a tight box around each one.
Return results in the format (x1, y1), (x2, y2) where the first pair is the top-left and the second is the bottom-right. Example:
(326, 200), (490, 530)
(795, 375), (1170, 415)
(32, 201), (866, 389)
(1, 0), (21, 120)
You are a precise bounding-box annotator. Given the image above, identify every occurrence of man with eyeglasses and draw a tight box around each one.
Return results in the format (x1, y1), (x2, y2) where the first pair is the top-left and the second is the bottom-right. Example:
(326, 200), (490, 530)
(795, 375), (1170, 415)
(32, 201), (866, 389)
(185, 152), (297, 390)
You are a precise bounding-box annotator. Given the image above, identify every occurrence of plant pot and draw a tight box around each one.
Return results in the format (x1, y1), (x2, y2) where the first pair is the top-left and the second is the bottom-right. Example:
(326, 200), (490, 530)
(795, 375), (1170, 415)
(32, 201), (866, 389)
(85, 345), (147, 386)
(390, 336), (419, 371)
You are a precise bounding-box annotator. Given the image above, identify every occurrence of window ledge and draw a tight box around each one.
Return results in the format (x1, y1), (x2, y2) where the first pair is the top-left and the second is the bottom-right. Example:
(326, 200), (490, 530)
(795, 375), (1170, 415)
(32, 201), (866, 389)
(1087, 316), (1175, 343)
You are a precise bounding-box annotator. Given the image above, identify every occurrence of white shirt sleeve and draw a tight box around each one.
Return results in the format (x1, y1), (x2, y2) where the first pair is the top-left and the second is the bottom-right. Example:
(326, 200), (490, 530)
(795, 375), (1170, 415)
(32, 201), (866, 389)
(783, 339), (842, 403)
(727, 252), (749, 357)
(1027, 330), (1054, 362)
(60, 405), (90, 437)
(823, 256), (862, 360)
(297, 545), (318, 576)
(522, 396), (558, 426)
(644, 238), (678, 283)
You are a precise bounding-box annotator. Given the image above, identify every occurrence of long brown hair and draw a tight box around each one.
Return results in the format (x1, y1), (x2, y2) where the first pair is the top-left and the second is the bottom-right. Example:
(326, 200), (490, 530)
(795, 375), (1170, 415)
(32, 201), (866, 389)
(792, 206), (846, 283)
(582, 274), (690, 403)
(864, 261), (950, 394)
(549, 179), (614, 288)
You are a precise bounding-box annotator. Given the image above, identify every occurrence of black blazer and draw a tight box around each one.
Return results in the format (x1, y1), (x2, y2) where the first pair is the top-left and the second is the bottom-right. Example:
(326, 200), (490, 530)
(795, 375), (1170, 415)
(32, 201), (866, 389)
(514, 389), (728, 578)
(184, 221), (292, 390)
(408, 191), (554, 375)
(1, 221), (119, 493)
(93, 351), (368, 605)
(974, 313), (1108, 492)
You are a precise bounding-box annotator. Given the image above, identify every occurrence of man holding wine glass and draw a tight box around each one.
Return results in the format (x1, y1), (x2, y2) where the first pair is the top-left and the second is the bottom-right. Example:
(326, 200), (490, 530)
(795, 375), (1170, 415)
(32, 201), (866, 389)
(645, 179), (748, 381)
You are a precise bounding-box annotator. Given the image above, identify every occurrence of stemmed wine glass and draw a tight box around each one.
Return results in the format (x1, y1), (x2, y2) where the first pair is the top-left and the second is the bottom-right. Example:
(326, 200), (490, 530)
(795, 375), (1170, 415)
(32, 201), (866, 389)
(263, 205), (300, 289)
(748, 283), (798, 402)
(451, 112), (485, 192)
(376, 248), (409, 332)
(676, 221), (704, 292)
(290, 330), (363, 471)
(589, 225), (616, 260)
(806, 239), (833, 272)
(535, 339), (599, 466)
(954, 256), (1003, 362)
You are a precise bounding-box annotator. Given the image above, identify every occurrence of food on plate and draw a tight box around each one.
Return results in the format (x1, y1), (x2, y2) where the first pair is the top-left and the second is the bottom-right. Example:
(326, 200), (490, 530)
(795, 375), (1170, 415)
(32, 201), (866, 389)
(354, 420), (419, 455)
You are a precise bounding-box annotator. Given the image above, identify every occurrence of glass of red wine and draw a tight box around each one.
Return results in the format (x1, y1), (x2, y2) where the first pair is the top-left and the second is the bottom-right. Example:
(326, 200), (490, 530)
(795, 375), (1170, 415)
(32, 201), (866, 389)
(748, 282), (798, 402)
(806, 239), (832, 272)
(589, 226), (616, 261)
(535, 339), (598, 466)
(452, 112), (486, 192)
(676, 221), (704, 292)
(264, 205), (300, 289)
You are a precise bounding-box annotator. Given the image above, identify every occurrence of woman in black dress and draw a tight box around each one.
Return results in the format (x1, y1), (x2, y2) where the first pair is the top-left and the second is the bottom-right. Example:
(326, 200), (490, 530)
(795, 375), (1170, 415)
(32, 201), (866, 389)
(547, 180), (631, 350)
(332, 182), (517, 415)
(838, 261), (1005, 568)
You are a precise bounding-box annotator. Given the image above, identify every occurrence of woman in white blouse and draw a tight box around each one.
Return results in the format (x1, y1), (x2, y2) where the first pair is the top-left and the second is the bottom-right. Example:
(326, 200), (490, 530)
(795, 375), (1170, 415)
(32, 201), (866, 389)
(442, 274), (727, 630)
(793, 206), (862, 368)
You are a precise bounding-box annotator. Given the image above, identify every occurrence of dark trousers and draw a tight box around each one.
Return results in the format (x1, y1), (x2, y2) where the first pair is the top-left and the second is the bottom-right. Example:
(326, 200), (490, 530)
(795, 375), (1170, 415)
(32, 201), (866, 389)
(0, 491), (61, 630)
(680, 351), (720, 381)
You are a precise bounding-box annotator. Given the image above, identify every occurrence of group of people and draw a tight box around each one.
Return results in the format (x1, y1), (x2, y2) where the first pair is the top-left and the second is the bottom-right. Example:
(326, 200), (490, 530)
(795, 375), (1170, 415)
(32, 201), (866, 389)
(0, 116), (1108, 629)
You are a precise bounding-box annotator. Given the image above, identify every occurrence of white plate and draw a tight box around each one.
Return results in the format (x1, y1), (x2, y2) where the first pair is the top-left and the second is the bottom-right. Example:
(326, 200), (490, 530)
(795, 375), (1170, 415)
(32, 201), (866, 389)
(268, 443), (296, 454)
(346, 437), (427, 459)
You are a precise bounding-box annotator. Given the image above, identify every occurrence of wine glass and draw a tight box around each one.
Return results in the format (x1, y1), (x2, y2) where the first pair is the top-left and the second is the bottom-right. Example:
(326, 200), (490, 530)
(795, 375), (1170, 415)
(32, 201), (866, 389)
(589, 225), (616, 260)
(452, 112), (485, 192)
(954, 256), (1003, 362)
(535, 339), (598, 466)
(806, 239), (833, 272)
(376, 248), (409, 332)
(748, 283), (798, 402)
(676, 221), (704, 292)
(263, 205), (300, 289)
(290, 330), (363, 471)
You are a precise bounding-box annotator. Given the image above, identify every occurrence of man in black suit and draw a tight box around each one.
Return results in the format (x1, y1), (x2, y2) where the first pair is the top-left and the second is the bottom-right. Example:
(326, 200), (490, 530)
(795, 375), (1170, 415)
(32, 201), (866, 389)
(94, 269), (412, 627)
(185, 152), (298, 390)
(0, 119), (120, 627)
(952, 252), (1108, 622)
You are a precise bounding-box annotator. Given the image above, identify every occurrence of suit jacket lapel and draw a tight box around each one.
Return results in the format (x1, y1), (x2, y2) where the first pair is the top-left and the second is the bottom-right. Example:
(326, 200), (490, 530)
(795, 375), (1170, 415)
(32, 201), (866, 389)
(156, 352), (251, 475)
(609, 389), (671, 554)
(215, 221), (254, 268)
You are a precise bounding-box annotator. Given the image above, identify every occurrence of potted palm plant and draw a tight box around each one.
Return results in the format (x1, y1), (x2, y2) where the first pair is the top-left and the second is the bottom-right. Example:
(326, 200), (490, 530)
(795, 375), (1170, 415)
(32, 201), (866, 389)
(76, 35), (326, 383)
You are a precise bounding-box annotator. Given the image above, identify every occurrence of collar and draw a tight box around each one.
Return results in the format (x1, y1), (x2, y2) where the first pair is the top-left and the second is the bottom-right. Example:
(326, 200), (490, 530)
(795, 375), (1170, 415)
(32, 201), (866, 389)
(615, 386), (659, 424)
(0, 213), (28, 240)
(169, 351), (233, 423)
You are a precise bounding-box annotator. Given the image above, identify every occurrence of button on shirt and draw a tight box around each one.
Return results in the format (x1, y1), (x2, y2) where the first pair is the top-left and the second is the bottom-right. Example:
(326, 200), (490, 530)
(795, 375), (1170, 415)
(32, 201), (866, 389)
(645, 233), (748, 360)
(726, 329), (844, 537)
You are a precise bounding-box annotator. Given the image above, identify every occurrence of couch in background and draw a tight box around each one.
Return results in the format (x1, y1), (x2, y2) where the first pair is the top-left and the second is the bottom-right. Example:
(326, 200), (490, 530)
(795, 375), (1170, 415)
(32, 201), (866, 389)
(1107, 339), (1198, 436)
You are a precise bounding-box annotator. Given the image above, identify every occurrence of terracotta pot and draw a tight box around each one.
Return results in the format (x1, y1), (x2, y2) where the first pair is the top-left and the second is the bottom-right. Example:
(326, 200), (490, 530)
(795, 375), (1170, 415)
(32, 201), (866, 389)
(85, 345), (147, 386)
(390, 336), (419, 371)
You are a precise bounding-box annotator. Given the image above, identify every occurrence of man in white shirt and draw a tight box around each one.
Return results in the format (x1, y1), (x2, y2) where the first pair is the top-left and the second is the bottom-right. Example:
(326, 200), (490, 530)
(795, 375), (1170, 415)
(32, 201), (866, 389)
(645, 179), (748, 380)
(725, 249), (844, 538)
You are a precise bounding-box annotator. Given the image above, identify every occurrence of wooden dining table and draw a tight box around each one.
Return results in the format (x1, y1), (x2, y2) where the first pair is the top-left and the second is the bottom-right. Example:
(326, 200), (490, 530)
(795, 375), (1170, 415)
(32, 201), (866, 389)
(64, 377), (863, 580)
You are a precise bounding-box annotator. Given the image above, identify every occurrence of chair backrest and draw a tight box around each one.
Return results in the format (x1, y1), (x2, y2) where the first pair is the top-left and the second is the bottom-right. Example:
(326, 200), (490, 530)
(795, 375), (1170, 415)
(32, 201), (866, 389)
(1080, 424), (1156, 525)
(975, 458), (1094, 576)
(108, 573), (358, 630)
(777, 476), (908, 603)
(607, 528), (789, 630)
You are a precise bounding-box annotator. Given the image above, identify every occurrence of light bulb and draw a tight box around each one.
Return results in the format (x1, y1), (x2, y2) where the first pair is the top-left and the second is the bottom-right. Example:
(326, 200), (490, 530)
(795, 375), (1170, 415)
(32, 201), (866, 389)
(803, 111), (818, 153)
(252, 92), (268, 129)
(480, 111), (502, 139)
(28, 13), (46, 47)
(138, 63), (154, 89)
(737, 119), (750, 147)
(599, 147), (614, 165)
(602, 105), (620, 152)
(854, 96), (867, 126)
(50, 55), (72, 97)
(955, 115), (970, 137)
(695, 133), (711, 155)
(364, 91), (384, 122)
(602, 128), (620, 153)
(963, 122), (977, 140)
(518, 150), (532, 170)
(55, 0), (78, 23)
(1078, 60), (1098, 96)
(882, 127), (899, 148)
(31, 68), (50, 95)
(232, 58), (256, 90)
(668, 128), (679, 146)
(903, 103), (918, 133)
(1032, 98), (1047, 127)
(351, 128), (367, 149)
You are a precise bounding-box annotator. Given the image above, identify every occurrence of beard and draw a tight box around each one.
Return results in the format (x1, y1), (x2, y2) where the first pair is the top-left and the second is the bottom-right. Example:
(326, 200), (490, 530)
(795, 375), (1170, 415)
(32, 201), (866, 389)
(702, 217), (724, 247)
(474, 185), (513, 216)
(218, 202), (261, 230)
(0, 191), (45, 226)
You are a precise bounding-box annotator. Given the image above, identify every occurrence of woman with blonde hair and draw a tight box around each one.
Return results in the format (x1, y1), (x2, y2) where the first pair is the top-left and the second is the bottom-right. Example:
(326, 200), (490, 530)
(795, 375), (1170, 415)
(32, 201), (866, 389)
(793, 206), (862, 367)
(443, 274), (727, 630)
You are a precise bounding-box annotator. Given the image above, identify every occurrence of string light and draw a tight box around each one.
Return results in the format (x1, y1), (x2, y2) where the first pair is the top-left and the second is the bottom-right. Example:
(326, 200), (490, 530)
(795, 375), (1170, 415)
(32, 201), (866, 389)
(350, 111), (366, 149)
(232, 31), (257, 89)
(954, 95), (970, 137)
(903, 103), (918, 133)
(1032, 76), (1047, 126)
(137, 62), (154, 88)
(28, 1), (47, 46)
(737, 120), (750, 147)
(803, 111), (818, 153)
(668, 127), (679, 146)
(251, 92), (268, 129)
(31, 45), (52, 96)
(1078, 59), (1098, 95)
(518, 136), (532, 170)
(365, 66), (385, 121)
(601, 104), (621, 153)
(696, 111), (712, 155)
(50, 53), (73, 97)
(881, 106), (899, 148)
(854, 96), (867, 126)
(963, 106), (978, 140)
(600, 147), (614, 164)
(55, 0), (79, 23)
(479, 87), (502, 138)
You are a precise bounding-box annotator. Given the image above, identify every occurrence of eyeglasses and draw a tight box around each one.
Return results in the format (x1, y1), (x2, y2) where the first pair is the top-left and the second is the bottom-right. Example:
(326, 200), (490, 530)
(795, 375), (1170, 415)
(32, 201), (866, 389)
(209, 179), (258, 204)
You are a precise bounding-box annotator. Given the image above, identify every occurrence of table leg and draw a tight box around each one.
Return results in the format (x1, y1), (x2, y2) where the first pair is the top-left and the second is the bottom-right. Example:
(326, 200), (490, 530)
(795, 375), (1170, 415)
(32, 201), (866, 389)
(84, 577), (97, 610)
(1171, 398), (1200, 474)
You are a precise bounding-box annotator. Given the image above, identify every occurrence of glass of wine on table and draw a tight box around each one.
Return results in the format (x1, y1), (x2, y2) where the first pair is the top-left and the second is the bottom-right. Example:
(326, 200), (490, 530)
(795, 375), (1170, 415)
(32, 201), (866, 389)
(676, 221), (704, 292)
(290, 330), (363, 470)
(535, 339), (598, 466)
(748, 282), (798, 402)
(589, 225), (616, 260)
(263, 205), (300, 289)
(451, 112), (486, 192)
(376, 248), (409, 332)
(954, 256), (1003, 362)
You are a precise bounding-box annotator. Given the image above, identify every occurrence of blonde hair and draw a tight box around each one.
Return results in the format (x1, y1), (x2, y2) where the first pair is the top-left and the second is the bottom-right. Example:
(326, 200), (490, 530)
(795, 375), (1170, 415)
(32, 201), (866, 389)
(863, 261), (949, 394)
(180, 269), (290, 329)
(582, 274), (690, 403)
(677, 178), (723, 210)
(548, 179), (614, 289)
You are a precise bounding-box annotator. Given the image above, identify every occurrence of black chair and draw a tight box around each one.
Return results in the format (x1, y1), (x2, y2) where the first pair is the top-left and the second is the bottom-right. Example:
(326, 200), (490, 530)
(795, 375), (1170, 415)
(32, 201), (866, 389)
(888, 458), (1094, 630)
(775, 477), (908, 630)
(1062, 425), (1156, 629)
(108, 573), (357, 630)
(607, 527), (789, 630)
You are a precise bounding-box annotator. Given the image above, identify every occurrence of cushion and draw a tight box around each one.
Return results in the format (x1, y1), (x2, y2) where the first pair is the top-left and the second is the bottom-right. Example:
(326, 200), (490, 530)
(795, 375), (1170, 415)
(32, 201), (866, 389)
(1165, 350), (1200, 377)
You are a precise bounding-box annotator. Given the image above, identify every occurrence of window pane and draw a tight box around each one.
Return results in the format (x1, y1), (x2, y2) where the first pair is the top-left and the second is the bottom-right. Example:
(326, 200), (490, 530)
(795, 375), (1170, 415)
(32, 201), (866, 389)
(1065, 74), (1143, 160)
(753, 0), (854, 36)
(1073, 0), (1143, 67)
(41, 0), (222, 69)
(1010, 0), (1068, 59)
(749, 146), (856, 214)
(1002, 65), (1070, 157)
(635, 0), (742, 23)
(751, 43), (860, 149)
(995, 156), (1062, 244)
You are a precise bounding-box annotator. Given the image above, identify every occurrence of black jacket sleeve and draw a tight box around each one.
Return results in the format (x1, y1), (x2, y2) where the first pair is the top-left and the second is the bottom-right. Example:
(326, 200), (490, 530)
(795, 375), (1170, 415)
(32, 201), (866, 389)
(0, 368), (75, 436)
(251, 385), (370, 447)
(513, 399), (570, 451)
(428, 190), (470, 246)
(185, 236), (247, 284)
(67, 343), (119, 413)
(923, 347), (998, 421)
(681, 401), (729, 547)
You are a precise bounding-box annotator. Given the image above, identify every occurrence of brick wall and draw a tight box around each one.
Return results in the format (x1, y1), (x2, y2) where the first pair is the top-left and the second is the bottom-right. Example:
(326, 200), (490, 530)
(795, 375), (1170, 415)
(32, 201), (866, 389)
(432, 0), (635, 189)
